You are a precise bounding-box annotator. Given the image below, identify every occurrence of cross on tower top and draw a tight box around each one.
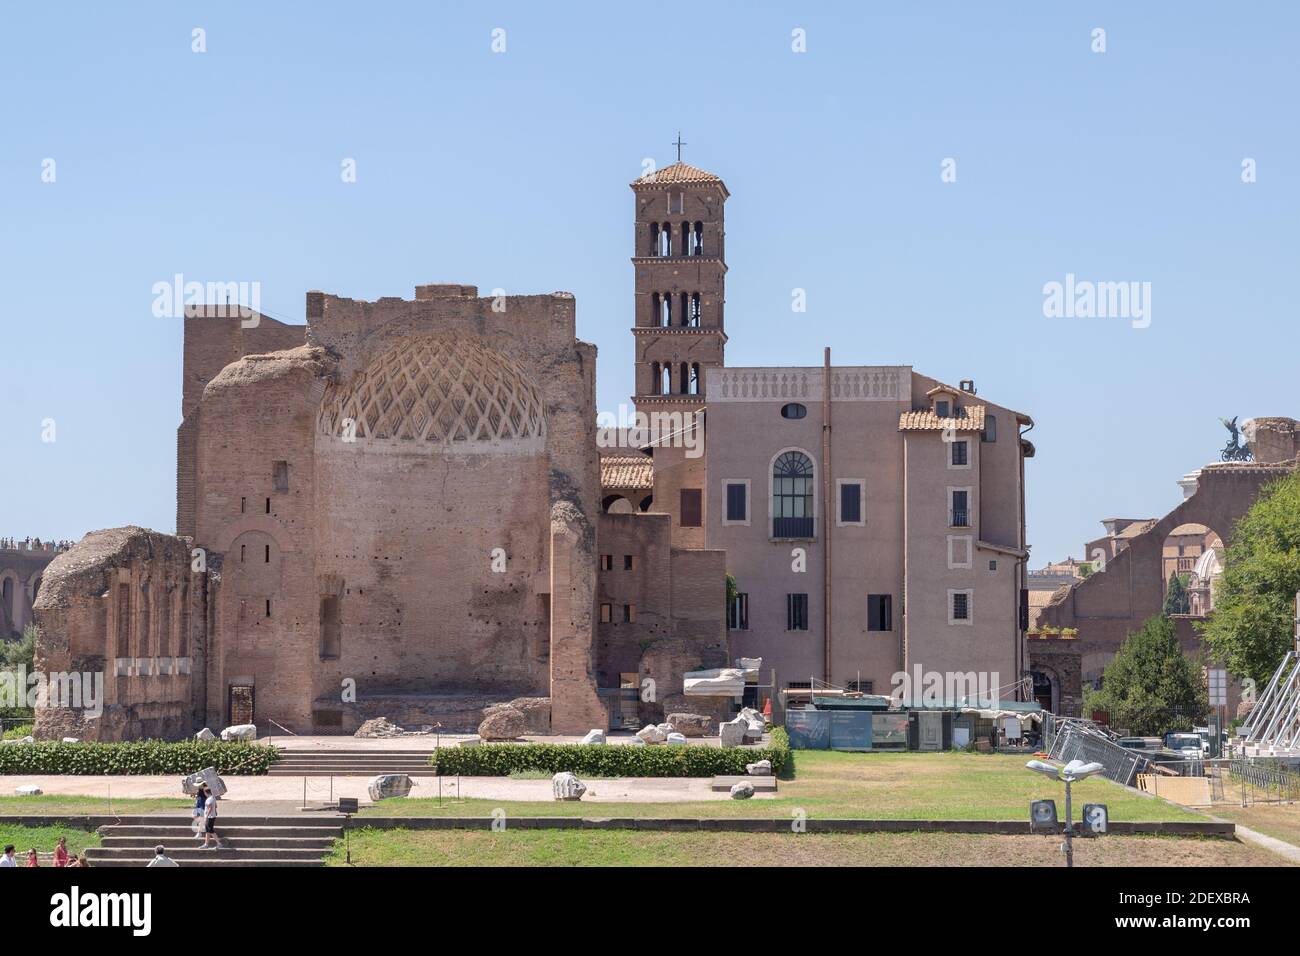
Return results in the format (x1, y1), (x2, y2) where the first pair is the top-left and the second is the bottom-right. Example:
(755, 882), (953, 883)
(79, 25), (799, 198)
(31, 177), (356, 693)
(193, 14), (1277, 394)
(673, 132), (687, 162)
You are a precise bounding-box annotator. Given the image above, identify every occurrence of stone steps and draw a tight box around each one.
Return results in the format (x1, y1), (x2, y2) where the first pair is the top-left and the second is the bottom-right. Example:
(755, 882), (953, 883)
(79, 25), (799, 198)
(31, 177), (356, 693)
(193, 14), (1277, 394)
(269, 749), (438, 776)
(103, 825), (342, 839)
(102, 835), (337, 849)
(85, 816), (342, 868)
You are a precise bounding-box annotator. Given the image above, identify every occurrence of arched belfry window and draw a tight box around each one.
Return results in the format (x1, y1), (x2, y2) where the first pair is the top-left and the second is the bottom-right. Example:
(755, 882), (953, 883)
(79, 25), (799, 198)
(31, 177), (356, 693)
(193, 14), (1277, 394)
(772, 451), (815, 539)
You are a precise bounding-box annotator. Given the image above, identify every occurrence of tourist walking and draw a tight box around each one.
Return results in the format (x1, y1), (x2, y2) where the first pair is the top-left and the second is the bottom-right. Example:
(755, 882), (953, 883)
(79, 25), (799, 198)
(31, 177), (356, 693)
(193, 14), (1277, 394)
(201, 787), (221, 849)
(0, 845), (16, 867)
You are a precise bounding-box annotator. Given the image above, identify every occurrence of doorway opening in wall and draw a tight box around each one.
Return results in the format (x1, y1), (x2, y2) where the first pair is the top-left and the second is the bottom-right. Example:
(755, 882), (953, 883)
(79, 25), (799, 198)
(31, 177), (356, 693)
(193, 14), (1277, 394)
(616, 672), (640, 729)
(1031, 671), (1054, 713)
(228, 684), (254, 726)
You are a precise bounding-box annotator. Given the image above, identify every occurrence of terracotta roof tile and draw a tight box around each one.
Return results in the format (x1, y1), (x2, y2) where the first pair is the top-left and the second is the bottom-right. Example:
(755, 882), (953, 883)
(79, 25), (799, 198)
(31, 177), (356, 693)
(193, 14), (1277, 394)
(601, 456), (654, 490)
(631, 162), (726, 188)
(898, 404), (986, 433)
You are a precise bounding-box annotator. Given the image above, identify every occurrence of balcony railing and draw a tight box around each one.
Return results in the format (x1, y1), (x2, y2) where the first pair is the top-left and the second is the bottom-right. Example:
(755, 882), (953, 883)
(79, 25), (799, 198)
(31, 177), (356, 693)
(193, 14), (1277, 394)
(950, 509), (970, 528)
(773, 516), (815, 539)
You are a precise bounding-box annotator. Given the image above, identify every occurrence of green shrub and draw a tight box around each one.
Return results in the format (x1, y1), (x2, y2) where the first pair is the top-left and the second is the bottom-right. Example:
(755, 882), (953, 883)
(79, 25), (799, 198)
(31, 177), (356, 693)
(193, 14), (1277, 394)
(2, 724), (34, 741)
(431, 727), (790, 778)
(0, 740), (280, 776)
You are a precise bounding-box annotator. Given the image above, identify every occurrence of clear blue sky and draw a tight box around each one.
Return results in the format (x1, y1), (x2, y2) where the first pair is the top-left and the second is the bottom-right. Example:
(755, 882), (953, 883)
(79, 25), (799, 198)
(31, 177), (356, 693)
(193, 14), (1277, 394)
(2, 2), (1296, 562)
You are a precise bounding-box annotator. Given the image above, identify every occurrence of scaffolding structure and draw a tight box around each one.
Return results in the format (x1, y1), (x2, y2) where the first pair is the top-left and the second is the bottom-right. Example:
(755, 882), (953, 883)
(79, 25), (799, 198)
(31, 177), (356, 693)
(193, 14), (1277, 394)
(1239, 651), (1300, 756)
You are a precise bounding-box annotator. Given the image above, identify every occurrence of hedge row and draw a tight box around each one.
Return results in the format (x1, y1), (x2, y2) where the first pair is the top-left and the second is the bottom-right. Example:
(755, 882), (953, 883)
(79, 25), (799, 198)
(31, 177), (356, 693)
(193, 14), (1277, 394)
(430, 727), (790, 778)
(0, 741), (280, 776)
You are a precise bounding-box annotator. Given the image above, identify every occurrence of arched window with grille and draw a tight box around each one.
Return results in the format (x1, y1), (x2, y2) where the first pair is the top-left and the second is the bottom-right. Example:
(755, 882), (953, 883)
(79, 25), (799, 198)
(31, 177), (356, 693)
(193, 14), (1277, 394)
(771, 450), (815, 538)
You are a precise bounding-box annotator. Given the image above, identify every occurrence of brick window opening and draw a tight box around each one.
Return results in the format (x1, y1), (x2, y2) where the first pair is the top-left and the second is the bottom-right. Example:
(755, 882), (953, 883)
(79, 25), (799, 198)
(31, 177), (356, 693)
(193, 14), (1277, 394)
(680, 488), (702, 528)
(272, 460), (289, 492)
(600, 554), (613, 571)
(265, 497), (271, 515)
(265, 599), (272, 618)
(320, 595), (341, 659)
(599, 603), (613, 624)
(622, 604), (636, 623)
(623, 555), (636, 571)
(264, 544), (271, 563)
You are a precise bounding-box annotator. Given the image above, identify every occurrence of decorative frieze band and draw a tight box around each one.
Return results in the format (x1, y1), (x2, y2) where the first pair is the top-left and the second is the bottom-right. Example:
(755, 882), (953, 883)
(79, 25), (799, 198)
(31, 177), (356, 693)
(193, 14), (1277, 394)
(707, 366), (910, 403)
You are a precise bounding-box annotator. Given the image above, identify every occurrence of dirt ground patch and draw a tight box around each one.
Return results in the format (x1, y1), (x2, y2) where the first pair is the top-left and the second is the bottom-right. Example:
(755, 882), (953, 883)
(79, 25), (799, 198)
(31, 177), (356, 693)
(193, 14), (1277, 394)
(1212, 803), (1300, 848)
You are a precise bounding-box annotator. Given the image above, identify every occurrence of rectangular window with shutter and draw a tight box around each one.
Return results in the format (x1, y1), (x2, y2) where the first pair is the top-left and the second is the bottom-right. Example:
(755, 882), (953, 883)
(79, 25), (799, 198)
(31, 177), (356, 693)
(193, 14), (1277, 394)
(787, 593), (809, 631)
(726, 483), (747, 522)
(867, 594), (892, 632)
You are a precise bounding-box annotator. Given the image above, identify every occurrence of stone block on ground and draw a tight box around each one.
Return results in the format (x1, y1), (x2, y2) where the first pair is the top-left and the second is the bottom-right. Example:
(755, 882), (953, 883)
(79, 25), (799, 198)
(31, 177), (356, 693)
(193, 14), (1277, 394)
(665, 732), (687, 745)
(61, 737), (79, 744)
(483, 696), (551, 735)
(719, 717), (748, 748)
(746, 759), (772, 776)
(220, 723), (257, 742)
(655, 722), (675, 736)
(729, 781), (755, 800)
(194, 728), (216, 742)
(458, 735), (481, 747)
(552, 771), (587, 801)
(579, 729), (605, 745)
(478, 707), (528, 741)
(367, 774), (414, 801)
(636, 724), (666, 744)
(665, 713), (715, 737)
(15, 785), (42, 796)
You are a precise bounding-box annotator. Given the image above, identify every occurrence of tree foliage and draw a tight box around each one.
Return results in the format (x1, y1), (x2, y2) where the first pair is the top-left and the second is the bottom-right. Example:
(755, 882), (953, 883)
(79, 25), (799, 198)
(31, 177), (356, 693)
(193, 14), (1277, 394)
(1163, 574), (1190, 616)
(1087, 615), (1207, 735)
(1197, 472), (1300, 685)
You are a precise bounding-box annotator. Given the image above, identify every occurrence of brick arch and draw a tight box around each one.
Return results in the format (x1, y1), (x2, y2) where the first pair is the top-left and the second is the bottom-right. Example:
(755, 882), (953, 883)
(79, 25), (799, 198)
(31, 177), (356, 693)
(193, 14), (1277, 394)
(206, 516), (296, 556)
(0, 568), (20, 633)
(1040, 462), (1296, 681)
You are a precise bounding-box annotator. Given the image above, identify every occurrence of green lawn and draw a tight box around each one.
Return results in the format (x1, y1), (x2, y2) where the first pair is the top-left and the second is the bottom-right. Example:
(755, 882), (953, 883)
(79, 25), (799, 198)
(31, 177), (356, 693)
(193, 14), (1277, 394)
(0, 825), (100, 862)
(361, 751), (1199, 822)
(326, 828), (1283, 867)
(0, 796), (191, 815)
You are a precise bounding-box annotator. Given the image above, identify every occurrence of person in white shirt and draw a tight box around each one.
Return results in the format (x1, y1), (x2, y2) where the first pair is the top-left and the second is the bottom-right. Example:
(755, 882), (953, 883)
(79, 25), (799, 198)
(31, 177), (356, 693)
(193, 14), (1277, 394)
(147, 845), (178, 867)
(201, 790), (221, 849)
(0, 845), (16, 867)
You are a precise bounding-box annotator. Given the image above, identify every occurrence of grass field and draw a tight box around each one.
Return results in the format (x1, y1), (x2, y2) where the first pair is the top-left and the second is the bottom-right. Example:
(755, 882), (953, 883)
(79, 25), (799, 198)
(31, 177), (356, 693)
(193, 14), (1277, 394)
(0, 825), (100, 862)
(0, 796), (191, 815)
(325, 828), (1285, 867)
(1213, 802), (1300, 847)
(360, 751), (1200, 822)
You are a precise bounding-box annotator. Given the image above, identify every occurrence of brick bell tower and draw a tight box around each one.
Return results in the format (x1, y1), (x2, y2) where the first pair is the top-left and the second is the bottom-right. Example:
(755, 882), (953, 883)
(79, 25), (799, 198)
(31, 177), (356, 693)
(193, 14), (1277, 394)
(630, 148), (729, 548)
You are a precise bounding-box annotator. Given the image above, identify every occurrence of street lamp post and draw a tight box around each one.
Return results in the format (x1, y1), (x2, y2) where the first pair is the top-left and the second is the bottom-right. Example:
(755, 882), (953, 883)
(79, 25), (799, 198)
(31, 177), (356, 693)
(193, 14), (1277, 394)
(1026, 758), (1107, 867)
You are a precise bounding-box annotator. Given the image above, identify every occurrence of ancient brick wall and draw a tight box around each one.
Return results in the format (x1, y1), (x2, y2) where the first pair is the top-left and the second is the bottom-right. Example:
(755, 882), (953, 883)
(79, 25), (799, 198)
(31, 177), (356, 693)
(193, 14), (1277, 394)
(32, 528), (194, 740)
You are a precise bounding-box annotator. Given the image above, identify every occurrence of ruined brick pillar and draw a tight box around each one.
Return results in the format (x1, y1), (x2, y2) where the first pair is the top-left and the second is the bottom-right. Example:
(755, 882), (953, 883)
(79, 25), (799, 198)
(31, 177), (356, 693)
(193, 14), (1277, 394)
(548, 501), (607, 734)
